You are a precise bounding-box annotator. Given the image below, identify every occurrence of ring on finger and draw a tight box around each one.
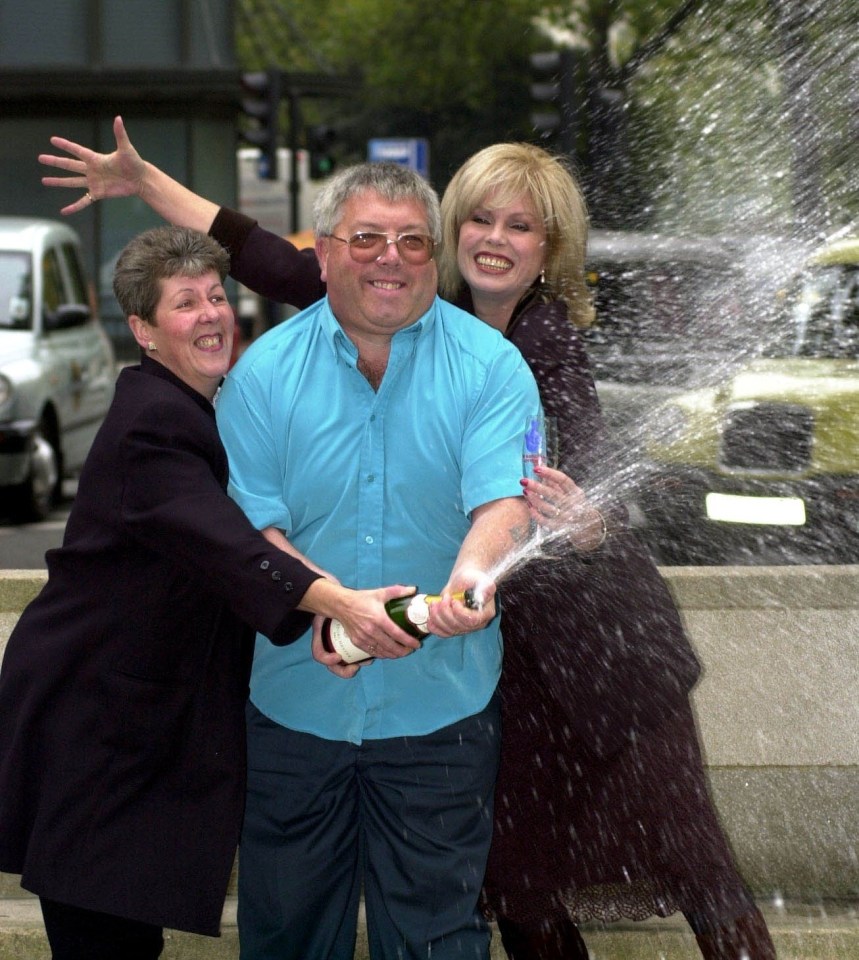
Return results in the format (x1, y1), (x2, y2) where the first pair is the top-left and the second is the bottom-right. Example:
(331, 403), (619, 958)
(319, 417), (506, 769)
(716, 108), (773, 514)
(85, 191), (96, 204)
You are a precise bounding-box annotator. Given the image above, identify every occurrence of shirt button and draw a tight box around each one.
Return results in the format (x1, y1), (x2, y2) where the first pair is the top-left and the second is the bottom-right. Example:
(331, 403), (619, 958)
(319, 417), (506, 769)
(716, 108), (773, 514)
(271, 570), (282, 581)
(283, 582), (293, 593)
(366, 474), (375, 483)
(365, 536), (374, 544)
(260, 560), (270, 570)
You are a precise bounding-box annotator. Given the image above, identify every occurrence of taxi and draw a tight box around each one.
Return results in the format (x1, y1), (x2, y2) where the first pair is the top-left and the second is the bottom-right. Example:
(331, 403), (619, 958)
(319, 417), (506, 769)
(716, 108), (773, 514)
(0, 217), (115, 521)
(642, 233), (859, 564)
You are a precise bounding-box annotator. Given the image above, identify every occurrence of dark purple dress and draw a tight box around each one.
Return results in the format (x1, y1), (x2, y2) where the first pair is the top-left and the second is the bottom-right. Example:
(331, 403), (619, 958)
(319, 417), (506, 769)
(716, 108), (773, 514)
(209, 210), (756, 928)
(471, 292), (752, 927)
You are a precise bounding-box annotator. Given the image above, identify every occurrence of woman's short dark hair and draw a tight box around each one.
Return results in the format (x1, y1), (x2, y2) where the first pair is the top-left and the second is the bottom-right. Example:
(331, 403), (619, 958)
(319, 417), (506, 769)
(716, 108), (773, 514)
(113, 225), (231, 324)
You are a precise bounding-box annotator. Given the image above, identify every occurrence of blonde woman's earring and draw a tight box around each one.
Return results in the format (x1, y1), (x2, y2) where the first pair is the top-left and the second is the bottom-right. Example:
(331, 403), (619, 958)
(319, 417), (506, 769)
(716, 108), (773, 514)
(147, 342), (157, 352)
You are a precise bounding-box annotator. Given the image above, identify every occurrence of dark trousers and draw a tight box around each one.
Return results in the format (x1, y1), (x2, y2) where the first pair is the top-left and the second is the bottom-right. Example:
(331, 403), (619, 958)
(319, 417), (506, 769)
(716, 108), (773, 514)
(39, 897), (164, 960)
(238, 696), (501, 960)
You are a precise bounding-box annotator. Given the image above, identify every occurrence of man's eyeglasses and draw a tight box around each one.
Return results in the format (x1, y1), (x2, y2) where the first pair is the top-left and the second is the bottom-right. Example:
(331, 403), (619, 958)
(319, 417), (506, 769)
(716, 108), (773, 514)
(328, 232), (435, 265)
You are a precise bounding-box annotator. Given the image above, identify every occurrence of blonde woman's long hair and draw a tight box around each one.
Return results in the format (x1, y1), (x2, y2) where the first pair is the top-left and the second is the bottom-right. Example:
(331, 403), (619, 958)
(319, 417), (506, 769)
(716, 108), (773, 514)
(438, 143), (593, 328)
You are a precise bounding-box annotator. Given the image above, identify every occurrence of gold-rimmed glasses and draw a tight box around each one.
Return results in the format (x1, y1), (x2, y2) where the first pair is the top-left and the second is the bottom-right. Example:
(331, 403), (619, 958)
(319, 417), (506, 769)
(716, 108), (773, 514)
(328, 232), (435, 264)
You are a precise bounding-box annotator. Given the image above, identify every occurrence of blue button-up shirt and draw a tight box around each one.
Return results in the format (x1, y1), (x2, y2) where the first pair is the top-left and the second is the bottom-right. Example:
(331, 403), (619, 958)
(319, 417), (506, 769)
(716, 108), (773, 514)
(217, 295), (539, 743)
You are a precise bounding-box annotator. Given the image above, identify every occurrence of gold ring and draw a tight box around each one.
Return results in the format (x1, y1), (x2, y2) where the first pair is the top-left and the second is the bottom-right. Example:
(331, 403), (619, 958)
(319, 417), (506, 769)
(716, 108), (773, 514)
(85, 191), (96, 203)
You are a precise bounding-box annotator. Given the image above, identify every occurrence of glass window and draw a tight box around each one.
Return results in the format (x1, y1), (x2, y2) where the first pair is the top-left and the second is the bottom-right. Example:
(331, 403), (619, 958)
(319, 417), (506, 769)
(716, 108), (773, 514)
(0, 252), (32, 330)
(774, 265), (859, 359)
(583, 260), (743, 355)
(60, 242), (90, 306)
(189, 0), (234, 66)
(42, 248), (66, 318)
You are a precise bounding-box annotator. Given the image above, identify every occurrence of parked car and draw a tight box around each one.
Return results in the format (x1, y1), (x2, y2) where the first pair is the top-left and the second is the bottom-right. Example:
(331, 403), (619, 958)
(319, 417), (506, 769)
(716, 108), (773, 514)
(640, 233), (859, 564)
(0, 217), (116, 522)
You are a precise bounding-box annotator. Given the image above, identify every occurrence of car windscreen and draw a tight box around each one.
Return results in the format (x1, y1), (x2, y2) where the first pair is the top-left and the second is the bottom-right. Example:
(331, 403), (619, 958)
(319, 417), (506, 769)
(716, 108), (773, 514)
(766, 264), (859, 359)
(582, 259), (744, 355)
(0, 251), (32, 330)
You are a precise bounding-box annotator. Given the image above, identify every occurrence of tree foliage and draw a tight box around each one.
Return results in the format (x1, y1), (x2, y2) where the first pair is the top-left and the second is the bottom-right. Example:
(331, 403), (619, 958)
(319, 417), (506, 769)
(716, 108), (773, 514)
(236, 0), (857, 235)
(238, 0), (546, 181)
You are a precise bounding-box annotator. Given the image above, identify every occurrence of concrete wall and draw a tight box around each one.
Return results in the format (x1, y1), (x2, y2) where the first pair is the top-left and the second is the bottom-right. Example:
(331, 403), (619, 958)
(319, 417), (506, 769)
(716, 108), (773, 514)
(1, 566), (857, 899)
(666, 565), (859, 899)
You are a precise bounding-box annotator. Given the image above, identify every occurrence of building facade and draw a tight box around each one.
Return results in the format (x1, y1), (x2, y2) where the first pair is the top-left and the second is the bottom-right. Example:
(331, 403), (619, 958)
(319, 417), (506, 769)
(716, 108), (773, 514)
(0, 0), (240, 353)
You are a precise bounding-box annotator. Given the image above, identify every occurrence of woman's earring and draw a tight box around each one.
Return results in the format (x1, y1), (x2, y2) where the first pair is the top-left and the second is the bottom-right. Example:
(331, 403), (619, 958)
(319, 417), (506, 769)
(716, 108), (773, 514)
(147, 341), (157, 352)
(539, 268), (546, 286)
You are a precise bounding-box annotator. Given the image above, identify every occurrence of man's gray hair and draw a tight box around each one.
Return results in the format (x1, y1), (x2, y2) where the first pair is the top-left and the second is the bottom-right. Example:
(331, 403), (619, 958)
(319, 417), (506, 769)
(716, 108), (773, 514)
(312, 162), (441, 241)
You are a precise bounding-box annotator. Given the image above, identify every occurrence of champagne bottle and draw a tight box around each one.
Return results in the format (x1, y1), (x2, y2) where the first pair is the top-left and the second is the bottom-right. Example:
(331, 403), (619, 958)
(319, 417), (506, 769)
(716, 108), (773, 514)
(321, 588), (478, 664)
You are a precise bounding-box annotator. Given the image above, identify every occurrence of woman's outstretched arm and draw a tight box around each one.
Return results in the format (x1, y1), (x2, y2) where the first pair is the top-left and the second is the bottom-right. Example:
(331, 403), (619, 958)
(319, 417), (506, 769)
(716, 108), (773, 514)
(40, 115), (219, 231)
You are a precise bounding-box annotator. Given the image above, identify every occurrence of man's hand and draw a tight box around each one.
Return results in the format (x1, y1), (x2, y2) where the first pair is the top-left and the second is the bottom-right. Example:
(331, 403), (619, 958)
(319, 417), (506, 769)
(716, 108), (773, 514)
(427, 570), (497, 638)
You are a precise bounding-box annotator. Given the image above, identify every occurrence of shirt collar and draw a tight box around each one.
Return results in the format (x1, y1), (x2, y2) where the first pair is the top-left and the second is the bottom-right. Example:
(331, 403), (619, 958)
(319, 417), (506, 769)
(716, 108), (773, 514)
(318, 294), (439, 356)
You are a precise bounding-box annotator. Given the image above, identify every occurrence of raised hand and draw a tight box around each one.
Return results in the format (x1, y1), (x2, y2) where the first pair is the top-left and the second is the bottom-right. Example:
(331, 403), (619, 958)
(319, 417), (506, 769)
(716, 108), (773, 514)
(39, 116), (145, 215)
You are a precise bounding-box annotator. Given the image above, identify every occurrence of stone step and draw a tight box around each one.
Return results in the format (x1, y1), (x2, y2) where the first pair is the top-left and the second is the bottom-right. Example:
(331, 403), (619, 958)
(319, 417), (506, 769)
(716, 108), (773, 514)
(0, 893), (856, 959)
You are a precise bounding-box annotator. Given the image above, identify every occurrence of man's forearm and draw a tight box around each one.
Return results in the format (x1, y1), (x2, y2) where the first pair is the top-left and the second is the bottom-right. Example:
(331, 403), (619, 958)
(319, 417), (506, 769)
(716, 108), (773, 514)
(450, 497), (531, 588)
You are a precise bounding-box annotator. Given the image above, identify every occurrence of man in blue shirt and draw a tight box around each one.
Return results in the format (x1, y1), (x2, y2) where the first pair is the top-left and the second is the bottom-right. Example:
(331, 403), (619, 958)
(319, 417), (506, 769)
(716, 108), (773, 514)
(217, 162), (539, 960)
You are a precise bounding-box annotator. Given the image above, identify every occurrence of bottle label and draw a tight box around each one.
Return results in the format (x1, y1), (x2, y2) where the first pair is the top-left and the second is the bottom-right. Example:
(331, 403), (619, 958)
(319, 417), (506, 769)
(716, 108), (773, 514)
(405, 595), (431, 633)
(326, 620), (373, 664)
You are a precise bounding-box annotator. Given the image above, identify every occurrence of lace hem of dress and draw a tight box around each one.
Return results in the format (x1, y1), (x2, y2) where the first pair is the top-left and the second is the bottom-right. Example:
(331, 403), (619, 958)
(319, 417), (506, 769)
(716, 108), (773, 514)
(563, 880), (680, 924)
(483, 879), (684, 928)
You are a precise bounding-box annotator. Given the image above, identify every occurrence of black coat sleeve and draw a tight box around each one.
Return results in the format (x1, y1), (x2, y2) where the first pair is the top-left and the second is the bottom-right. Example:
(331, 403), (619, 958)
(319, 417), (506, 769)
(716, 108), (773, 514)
(209, 207), (326, 310)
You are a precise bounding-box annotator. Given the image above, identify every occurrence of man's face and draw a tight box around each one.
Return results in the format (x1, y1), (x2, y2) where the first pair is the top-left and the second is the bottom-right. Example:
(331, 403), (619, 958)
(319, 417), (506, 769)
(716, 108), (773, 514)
(316, 190), (438, 344)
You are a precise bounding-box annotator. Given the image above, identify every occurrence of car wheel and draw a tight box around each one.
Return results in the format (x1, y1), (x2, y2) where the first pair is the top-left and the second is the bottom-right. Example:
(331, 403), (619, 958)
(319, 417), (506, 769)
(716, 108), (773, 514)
(8, 419), (60, 523)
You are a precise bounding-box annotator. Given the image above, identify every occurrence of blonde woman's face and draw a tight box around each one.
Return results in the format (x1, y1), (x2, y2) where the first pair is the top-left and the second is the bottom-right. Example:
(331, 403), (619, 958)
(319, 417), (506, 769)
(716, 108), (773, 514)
(456, 189), (546, 304)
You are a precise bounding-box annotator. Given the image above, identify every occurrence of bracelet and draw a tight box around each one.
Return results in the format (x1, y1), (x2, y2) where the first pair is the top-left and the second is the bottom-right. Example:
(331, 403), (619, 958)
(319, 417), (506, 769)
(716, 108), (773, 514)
(592, 509), (607, 549)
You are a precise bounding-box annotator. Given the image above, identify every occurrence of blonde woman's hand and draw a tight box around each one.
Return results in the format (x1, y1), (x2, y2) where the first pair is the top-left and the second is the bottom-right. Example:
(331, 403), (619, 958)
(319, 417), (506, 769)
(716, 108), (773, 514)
(40, 116), (146, 214)
(520, 466), (607, 552)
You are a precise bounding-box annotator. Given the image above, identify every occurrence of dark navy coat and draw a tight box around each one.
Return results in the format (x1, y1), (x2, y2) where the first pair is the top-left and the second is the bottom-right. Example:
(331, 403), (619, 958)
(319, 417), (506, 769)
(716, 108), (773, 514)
(0, 356), (320, 936)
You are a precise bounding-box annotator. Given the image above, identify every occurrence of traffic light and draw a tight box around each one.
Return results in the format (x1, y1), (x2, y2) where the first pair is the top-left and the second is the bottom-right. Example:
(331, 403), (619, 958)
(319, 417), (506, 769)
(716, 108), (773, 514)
(307, 124), (337, 180)
(529, 49), (580, 156)
(240, 69), (281, 180)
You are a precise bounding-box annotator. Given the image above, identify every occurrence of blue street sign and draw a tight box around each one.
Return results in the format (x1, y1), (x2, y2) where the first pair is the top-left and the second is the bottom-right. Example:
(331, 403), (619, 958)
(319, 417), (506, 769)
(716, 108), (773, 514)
(368, 138), (429, 178)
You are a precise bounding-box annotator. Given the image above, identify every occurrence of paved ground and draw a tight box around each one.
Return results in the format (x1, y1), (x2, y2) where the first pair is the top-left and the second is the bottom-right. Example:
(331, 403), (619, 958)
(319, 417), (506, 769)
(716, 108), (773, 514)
(0, 894), (857, 959)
